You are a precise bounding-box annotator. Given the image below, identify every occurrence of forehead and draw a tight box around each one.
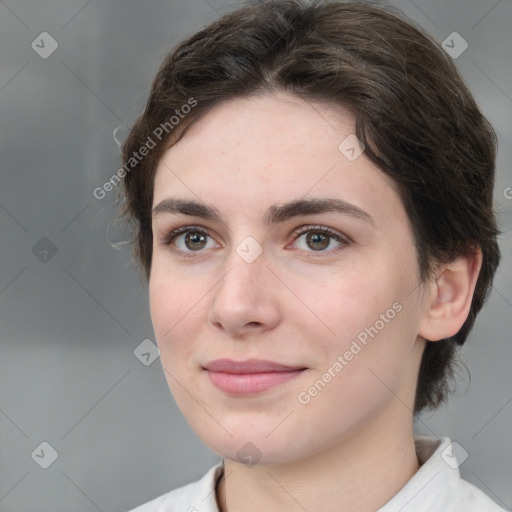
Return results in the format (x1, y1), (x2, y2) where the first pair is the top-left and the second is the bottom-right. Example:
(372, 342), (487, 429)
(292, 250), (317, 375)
(152, 93), (404, 227)
(160, 93), (356, 170)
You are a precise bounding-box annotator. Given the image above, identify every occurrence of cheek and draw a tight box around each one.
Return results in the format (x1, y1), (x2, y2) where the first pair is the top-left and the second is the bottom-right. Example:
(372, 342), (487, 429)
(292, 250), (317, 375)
(149, 272), (207, 413)
(285, 262), (394, 346)
(315, 285), (420, 408)
(149, 269), (204, 359)
(289, 254), (419, 376)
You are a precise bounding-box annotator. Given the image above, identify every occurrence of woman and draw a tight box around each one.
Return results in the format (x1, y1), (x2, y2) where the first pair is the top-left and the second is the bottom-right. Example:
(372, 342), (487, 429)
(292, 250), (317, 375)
(120, 1), (504, 510)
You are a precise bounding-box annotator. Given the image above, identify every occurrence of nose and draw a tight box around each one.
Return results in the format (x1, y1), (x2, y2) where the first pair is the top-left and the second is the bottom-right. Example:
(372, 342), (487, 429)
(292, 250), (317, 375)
(208, 248), (281, 338)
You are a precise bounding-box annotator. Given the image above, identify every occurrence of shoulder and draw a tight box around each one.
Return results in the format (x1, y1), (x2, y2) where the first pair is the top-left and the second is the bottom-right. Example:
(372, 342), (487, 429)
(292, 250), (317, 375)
(127, 462), (224, 512)
(379, 437), (507, 512)
(455, 478), (508, 511)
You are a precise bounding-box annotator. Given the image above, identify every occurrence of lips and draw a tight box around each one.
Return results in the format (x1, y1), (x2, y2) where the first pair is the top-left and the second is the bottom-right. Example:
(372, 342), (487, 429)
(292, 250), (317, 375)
(203, 358), (306, 395)
(203, 358), (304, 373)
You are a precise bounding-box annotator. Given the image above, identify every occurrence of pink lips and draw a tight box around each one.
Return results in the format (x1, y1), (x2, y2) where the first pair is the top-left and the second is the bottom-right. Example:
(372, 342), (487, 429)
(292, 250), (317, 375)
(203, 358), (306, 395)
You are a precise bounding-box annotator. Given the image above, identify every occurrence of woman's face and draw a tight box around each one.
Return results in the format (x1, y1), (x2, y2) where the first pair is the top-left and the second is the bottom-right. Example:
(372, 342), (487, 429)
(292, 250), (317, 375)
(150, 93), (429, 464)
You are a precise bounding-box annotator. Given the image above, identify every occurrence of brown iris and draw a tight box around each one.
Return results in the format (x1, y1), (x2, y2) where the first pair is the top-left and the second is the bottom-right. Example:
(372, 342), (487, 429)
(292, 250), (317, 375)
(306, 232), (330, 250)
(185, 231), (208, 250)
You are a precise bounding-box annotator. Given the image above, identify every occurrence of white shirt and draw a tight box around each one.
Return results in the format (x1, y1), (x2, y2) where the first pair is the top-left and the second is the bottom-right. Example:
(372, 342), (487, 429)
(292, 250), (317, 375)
(128, 437), (506, 511)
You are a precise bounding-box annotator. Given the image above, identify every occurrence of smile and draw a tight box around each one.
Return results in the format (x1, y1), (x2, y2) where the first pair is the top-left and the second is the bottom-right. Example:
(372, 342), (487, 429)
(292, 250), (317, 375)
(203, 358), (306, 395)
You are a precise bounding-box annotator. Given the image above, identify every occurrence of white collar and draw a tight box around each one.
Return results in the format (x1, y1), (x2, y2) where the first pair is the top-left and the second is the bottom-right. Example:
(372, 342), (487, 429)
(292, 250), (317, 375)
(130, 436), (505, 511)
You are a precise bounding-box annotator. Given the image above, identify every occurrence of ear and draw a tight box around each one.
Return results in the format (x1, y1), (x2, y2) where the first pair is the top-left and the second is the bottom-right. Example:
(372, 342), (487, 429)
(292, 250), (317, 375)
(418, 247), (482, 342)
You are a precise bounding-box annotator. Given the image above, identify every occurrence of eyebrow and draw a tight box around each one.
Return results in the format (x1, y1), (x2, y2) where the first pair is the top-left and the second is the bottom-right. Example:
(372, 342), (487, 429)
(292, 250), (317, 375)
(152, 197), (374, 225)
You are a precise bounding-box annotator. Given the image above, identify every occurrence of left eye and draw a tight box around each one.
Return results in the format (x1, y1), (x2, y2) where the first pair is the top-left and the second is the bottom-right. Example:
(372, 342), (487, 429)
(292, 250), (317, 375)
(293, 228), (345, 252)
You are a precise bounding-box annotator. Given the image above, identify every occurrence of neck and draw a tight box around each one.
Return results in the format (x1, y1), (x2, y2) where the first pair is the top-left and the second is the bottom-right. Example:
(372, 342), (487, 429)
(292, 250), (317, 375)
(216, 404), (419, 512)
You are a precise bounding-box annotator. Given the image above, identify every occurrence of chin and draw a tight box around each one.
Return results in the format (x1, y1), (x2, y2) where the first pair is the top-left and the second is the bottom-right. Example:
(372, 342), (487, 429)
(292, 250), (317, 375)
(192, 421), (313, 466)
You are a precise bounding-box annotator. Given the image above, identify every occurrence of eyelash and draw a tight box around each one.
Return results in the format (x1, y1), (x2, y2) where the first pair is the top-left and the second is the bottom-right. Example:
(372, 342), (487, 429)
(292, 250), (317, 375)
(160, 224), (349, 258)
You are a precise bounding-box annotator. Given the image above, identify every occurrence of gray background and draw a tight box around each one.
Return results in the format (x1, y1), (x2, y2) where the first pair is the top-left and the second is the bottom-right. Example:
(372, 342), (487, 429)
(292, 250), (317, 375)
(0, 0), (511, 511)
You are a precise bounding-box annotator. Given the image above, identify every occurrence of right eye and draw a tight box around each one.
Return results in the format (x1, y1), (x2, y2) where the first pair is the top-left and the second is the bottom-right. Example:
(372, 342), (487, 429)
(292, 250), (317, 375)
(162, 226), (220, 257)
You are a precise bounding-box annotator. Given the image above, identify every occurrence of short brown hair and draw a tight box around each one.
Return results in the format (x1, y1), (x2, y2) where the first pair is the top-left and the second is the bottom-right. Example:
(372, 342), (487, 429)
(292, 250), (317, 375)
(119, 0), (501, 413)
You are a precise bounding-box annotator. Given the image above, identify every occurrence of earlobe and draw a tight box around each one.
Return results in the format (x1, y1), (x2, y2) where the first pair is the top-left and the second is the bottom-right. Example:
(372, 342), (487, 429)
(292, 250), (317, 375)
(418, 248), (482, 342)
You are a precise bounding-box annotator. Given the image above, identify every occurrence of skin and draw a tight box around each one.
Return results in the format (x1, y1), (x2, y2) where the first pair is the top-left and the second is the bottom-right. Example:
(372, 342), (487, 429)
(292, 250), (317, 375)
(149, 93), (481, 512)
